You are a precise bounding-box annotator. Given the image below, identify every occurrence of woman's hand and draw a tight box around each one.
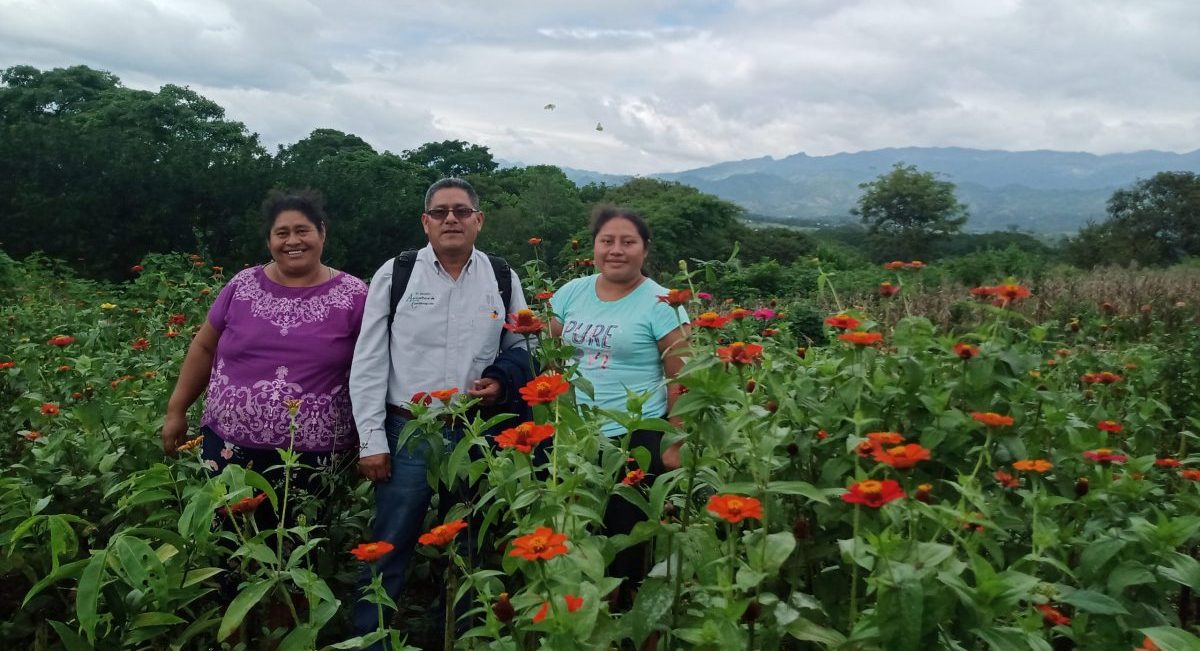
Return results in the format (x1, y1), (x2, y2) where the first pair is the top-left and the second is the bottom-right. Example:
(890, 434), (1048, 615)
(662, 440), (684, 471)
(160, 413), (189, 456)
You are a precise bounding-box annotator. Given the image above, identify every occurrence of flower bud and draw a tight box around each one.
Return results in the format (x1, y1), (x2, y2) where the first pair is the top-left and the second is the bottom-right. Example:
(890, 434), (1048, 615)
(492, 593), (515, 623)
(1074, 477), (1090, 498)
(792, 517), (811, 541)
(786, 443), (799, 457)
(742, 599), (761, 623)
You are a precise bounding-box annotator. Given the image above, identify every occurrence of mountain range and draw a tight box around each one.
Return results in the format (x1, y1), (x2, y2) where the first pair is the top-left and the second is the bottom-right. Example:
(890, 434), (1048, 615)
(552, 147), (1200, 233)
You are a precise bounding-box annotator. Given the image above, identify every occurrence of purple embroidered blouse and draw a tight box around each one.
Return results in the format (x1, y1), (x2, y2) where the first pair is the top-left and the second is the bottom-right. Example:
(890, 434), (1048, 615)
(201, 266), (368, 452)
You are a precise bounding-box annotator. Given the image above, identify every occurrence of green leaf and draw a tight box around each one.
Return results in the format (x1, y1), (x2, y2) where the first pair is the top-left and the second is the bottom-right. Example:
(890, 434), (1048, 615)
(1141, 626), (1200, 651)
(218, 577), (276, 640)
(76, 551), (108, 643)
(1058, 588), (1130, 615)
(785, 616), (847, 645)
(626, 578), (673, 643)
(182, 567), (224, 588)
(754, 531), (797, 574)
(131, 611), (187, 628)
(765, 480), (831, 504)
(877, 563), (923, 651)
(1078, 537), (1125, 577)
(974, 627), (1033, 651)
(1157, 552), (1200, 590)
(49, 620), (94, 651)
(22, 558), (89, 607)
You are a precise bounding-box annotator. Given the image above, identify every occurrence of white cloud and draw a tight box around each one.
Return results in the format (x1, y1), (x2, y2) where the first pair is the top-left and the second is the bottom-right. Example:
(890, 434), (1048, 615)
(1, 0), (1197, 174)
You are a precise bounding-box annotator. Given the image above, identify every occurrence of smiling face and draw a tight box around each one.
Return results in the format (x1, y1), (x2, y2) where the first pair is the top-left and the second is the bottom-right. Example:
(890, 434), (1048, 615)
(422, 187), (484, 256)
(593, 216), (647, 284)
(268, 209), (325, 276)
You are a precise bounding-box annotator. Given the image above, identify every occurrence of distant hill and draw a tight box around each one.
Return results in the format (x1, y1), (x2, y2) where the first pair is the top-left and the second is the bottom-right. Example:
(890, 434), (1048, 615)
(550, 147), (1200, 233)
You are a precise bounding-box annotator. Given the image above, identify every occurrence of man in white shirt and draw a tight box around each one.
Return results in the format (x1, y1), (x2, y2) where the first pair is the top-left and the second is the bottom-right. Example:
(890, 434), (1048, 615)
(349, 177), (530, 646)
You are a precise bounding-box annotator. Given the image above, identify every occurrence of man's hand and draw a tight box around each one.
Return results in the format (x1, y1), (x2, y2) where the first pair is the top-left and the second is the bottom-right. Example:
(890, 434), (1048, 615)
(662, 441), (683, 471)
(161, 413), (189, 456)
(358, 453), (392, 482)
(468, 377), (504, 406)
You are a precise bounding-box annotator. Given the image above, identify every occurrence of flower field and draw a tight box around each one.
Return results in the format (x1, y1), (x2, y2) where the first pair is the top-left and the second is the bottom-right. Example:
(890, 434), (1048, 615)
(3, 250), (1200, 650)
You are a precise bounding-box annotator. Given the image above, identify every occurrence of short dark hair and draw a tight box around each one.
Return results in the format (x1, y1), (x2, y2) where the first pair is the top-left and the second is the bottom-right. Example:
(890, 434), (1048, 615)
(262, 189), (327, 237)
(424, 178), (479, 210)
(590, 204), (651, 243)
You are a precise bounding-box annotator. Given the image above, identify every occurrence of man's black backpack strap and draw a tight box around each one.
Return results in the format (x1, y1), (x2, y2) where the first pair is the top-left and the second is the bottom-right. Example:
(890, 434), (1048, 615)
(387, 250), (514, 330)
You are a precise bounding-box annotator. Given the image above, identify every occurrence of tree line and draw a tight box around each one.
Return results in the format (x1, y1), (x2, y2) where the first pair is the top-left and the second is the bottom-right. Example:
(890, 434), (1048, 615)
(2, 64), (1196, 282)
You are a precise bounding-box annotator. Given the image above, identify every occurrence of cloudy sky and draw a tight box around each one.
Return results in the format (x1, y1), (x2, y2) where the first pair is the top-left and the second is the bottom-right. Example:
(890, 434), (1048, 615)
(2, 0), (1198, 174)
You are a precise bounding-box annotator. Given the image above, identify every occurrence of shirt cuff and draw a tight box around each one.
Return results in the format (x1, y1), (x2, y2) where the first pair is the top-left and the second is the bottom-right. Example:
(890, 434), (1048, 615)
(359, 428), (390, 458)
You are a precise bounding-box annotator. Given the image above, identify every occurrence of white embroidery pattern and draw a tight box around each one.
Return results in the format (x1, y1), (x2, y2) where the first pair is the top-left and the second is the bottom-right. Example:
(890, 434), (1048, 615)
(229, 269), (367, 336)
(203, 361), (354, 450)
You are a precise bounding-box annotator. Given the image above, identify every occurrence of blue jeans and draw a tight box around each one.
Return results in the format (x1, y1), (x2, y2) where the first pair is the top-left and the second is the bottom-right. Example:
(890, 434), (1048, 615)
(353, 415), (460, 648)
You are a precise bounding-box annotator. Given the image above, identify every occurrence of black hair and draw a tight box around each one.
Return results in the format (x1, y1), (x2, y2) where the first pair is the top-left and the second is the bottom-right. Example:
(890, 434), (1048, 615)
(424, 178), (479, 210)
(590, 204), (651, 243)
(262, 189), (327, 238)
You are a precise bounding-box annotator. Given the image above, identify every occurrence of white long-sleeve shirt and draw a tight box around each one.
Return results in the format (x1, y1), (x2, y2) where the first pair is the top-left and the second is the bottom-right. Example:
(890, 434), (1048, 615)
(349, 245), (528, 457)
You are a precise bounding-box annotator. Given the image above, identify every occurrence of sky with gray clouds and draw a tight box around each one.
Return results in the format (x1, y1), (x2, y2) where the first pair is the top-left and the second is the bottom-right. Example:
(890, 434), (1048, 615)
(2, 0), (1198, 174)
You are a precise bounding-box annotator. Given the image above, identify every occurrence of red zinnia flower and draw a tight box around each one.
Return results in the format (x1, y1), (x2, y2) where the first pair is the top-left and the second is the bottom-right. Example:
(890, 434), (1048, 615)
(878, 282), (900, 298)
(1154, 458), (1181, 468)
(1096, 420), (1123, 433)
(953, 342), (979, 359)
(729, 307), (751, 320)
(658, 288), (692, 307)
(883, 261), (907, 270)
(166, 329), (179, 338)
(131, 338), (150, 351)
(532, 601), (550, 623)
(621, 469), (646, 486)
(410, 391), (433, 406)
(971, 412), (1014, 427)
(535, 290), (554, 301)
(509, 527), (569, 561)
(495, 422), (555, 453)
(872, 443), (931, 470)
(1035, 603), (1070, 627)
(564, 594), (583, 613)
(40, 403), (59, 415)
(418, 519), (468, 547)
(519, 373), (570, 406)
(130, 264), (144, 273)
(994, 470), (1020, 488)
(492, 593), (515, 623)
(824, 313), (860, 329)
(0, 361), (14, 369)
(1136, 636), (1161, 651)
(168, 313), (186, 326)
(838, 331), (883, 346)
(1182, 469), (1200, 481)
(1083, 448), (1127, 464)
(717, 342), (764, 365)
(841, 479), (905, 508)
(906, 260), (926, 269)
(706, 494), (763, 523)
(47, 335), (75, 347)
(350, 541), (396, 562)
(1081, 371), (1122, 384)
(693, 311), (731, 328)
(528, 237), (543, 245)
(993, 284), (1031, 304)
(504, 309), (545, 335)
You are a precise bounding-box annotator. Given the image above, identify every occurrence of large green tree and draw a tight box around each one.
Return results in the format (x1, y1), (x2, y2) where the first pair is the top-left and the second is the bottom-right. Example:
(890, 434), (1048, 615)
(852, 163), (968, 261)
(1065, 171), (1200, 267)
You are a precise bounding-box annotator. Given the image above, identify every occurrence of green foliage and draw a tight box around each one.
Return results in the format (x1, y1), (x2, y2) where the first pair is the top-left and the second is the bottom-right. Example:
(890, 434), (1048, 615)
(853, 163), (969, 261)
(1065, 171), (1200, 268)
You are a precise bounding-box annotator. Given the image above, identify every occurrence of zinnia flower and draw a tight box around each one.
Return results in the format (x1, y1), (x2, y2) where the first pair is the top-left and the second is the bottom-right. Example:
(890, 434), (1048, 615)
(1083, 448), (1127, 464)
(519, 373), (570, 406)
(168, 313), (186, 326)
(40, 403), (59, 415)
(1013, 459), (1053, 473)
(824, 313), (860, 330)
(729, 307), (751, 320)
(410, 391), (433, 406)
(706, 494), (764, 523)
(1035, 604), (1070, 627)
(953, 342), (979, 359)
(693, 312), (731, 328)
(509, 527), (569, 561)
(878, 282), (900, 298)
(22, 431), (42, 442)
(841, 479), (905, 508)
(130, 264), (144, 273)
(971, 412), (1014, 427)
(1135, 636), (1161, 651)
(717, 342), (764, 365)
(697, 292), (713, 300)
(99, 302), (116, 310)
(495, 422), (555, 453)
(993, 283), (1031, 304)
(1154, 458), (1181, 468)
(872, 443), (931, 470)
(1182, 469), (1200, 481)
(906, 260), (926, 269)
(176, 435), (203, 453)
(621, 469), (646, 486)
(418, 519), (468, 547)
(0, 361), (14, 369)
(1096, 420), (1123, 433)
(504, 309), (545, 335)
(492, 593), (515, 623)
(752, 307), (776, 320)
(535, 290), (554, 301)
(883, 261), (907, 270)
(430, 388), (459, 402)
(47, 335), (75, 347)
(914, 483), (934, 503)
(131, 338), (150, 351)
(838, 331), (883, 346)
(220, 493), (268, 516)
(1080, 371), (1122, 384)
(350, 541), (396, 562)
(994, 470), (1020, 488)
(528, 237), (543, 245)
(658, 288), (692, 307)
(969, 286), (996, 299)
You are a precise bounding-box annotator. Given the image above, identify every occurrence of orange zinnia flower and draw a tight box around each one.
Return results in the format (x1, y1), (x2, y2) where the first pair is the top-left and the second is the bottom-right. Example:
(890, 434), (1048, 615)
(528, 237), (543, 245)
(1154, 458), (1181, 468)
(693, 312), (731, 328)
(47, 335), (75, 347)
(504, 309), (545, 335)
(953, 342), (979, 360)
(519, 373), (570, 406)
(350, 541), (396, 562)
(1183, 469), (1200, 481)
(994, 470), (1019, 488)
(706, 494), (764, 523)
(532, 601), (550, 623)
(40, 403), (59, 415)
(883, 261), (907, 270)
(993, 283), (1031, 304)
(131, 338), (150, 351)
(1081, 371), (1122, 384)
(176, 435), (203, 453)
(495, 422), (555, 453)
(872, 443), (931, 470)
(418, 519), (468, 547)
(839, 331), (883, 346)
(867, 431), (905, 445)
(1035, 603), (1070, 627)
(564, 594), (583, 613)
(878, 282), (900, 298)
(621, 469), (646, 486)
(1135, 636), (1161, 651)
(1096, 420), (1123, 433)
(657, 288), (693, 307)
(971, 412), (1014, 427)
(430, 388), (459, 402)
(1013, 459), (1053, 473)
(22, 431), (42, 442)
(841, 479), (905, 508)
(509, 527), (569, 561)
(824, 313), (860, 329)
(535, 290), (554, 301)
(906, 260), (926, 269)
(969, 286), (996, 298)
(729, 307), (751, 320)
(1083, 448), (1127, 464)
(0, 361), (14, 369)
(717, 342), (764, 365)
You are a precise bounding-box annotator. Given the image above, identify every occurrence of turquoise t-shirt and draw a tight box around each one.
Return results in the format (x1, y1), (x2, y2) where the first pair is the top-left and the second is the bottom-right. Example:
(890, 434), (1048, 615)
(551, 275), (689, 436)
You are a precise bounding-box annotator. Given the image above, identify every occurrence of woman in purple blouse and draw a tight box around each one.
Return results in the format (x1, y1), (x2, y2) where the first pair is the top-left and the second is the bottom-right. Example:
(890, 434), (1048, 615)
(161, 190), (368, 514)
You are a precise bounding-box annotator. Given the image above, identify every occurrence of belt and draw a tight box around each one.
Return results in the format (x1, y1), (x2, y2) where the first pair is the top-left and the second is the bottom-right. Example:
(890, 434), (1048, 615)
(386, 404), (416, 419)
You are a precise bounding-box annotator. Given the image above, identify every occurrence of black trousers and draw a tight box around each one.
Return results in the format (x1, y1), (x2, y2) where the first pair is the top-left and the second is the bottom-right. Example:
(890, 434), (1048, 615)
(603, 428), (668, 586)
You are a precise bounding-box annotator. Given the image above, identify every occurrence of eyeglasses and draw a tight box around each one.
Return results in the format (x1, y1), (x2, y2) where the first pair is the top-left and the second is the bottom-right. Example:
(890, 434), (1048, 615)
(425, 207), (480, 220)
